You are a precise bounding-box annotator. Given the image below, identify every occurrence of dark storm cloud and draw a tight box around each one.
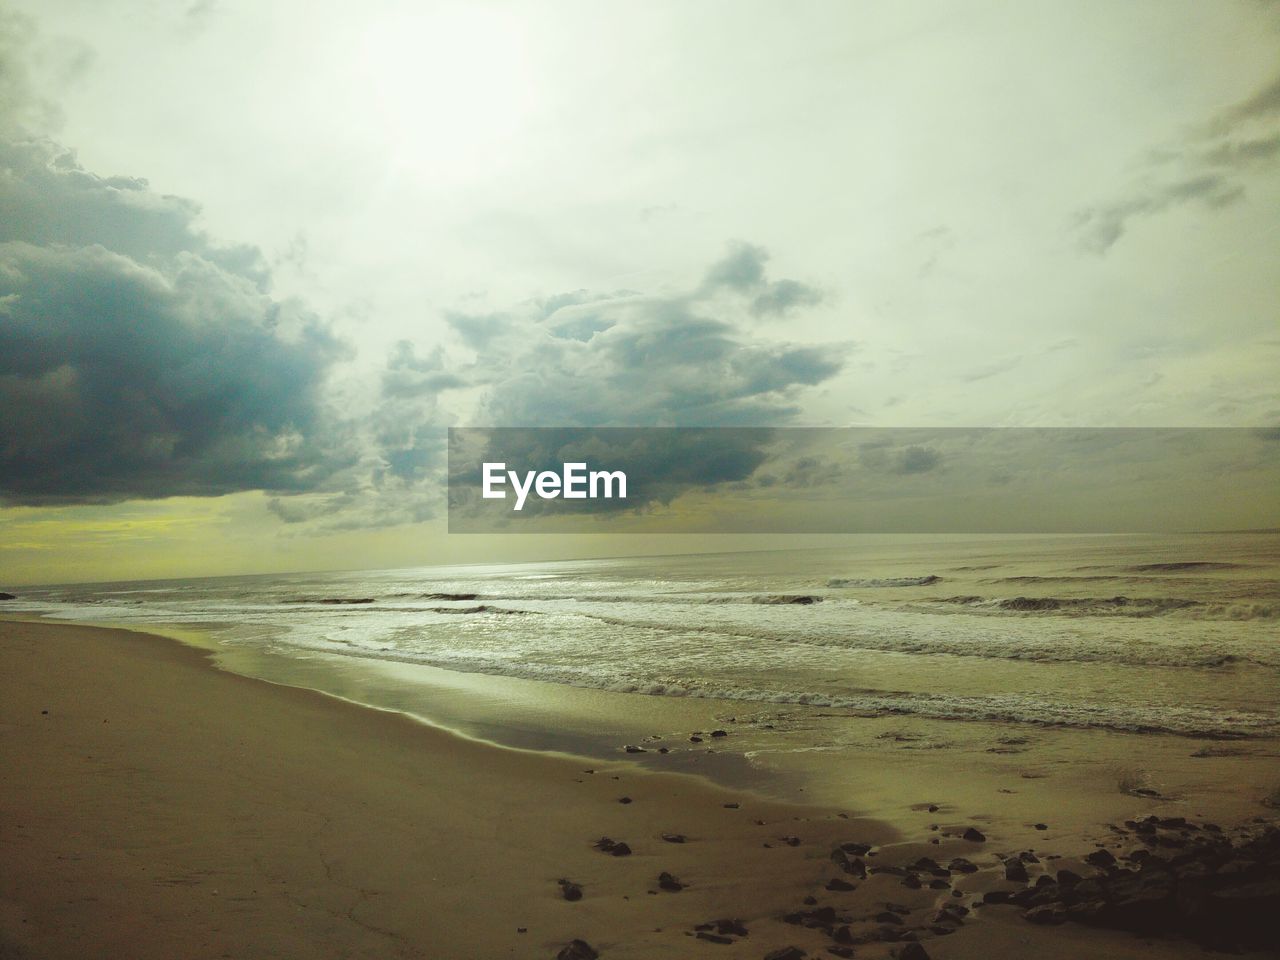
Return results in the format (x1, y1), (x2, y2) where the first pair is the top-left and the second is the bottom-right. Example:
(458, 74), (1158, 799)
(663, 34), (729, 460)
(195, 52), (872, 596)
(0, 136), (353, 505)
(1076, 70), (1280, 253)
(0, 139), (266, 281)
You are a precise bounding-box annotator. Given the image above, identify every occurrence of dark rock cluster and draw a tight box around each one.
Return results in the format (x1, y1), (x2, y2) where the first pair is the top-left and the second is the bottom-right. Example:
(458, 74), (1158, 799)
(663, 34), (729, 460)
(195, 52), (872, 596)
(1000, 817), (1280, 950)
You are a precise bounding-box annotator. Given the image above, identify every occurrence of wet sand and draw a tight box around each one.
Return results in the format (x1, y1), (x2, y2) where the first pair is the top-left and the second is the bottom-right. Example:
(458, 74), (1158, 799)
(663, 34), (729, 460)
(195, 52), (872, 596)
(1, 619), (1276, 959)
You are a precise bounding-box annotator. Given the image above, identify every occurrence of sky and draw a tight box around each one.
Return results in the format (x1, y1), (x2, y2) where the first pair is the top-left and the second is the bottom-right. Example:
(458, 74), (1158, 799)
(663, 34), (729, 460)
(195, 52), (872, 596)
(1, 0), (1278, 584)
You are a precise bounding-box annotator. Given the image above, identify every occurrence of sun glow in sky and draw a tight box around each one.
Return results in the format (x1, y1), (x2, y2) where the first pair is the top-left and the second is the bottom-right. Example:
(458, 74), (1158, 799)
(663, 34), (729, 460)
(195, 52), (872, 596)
(355, 4), (538, 176)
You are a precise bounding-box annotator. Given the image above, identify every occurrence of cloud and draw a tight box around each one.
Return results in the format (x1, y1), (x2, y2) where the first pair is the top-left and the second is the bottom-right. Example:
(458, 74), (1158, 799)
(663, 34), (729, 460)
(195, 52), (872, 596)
(1218, 72), (1280, 126)
(0, 136), (353, 505)
(1076, 69), (1280, 253)
(703, 241), (769, 291)
(234, 241), (840, 532)
(750, 278), (824, 317)
(446, 310), (514, 350)
(894, 445), (941, 474)
(439, 247), (845, 523)
(856, 437), (942, 476)
(702, 240), (825, 317)
(469, 295), (846, 429)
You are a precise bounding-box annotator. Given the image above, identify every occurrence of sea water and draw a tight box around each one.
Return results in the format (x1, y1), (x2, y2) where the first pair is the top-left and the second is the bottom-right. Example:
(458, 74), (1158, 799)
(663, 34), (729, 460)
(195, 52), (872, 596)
(10, 533), (1278, 744)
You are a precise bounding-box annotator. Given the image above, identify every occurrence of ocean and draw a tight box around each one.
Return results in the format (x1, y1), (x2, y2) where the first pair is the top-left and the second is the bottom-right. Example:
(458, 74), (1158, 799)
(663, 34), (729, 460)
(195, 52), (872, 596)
(9, 533), (1278, 750)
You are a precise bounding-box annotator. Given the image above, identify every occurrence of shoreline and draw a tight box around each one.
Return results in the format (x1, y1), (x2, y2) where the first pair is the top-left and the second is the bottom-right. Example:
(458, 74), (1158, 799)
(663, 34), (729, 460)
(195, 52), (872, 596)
(2, 618), (1276, 959)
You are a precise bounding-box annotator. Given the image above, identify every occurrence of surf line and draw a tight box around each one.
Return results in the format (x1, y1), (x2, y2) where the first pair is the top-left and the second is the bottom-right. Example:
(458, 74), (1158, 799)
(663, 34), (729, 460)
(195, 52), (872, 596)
(481, 462), (627, 511)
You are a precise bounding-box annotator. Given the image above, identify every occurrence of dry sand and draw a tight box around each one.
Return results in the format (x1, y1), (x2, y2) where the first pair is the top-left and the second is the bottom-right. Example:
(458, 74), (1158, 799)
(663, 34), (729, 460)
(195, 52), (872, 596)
(1, 619), (1274, 959)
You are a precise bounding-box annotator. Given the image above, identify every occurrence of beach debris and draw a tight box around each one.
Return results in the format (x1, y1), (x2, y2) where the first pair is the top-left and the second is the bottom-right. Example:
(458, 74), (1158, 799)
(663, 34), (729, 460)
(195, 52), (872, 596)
(763, 948), (806, 960)
(0, 592), (16, 600)
(661, 833), (687, 843)
(711, 730), (728, 738)
(782, 905), (848, 929)
(962, 827), (987, 842)
(593, 837), (632, 856)
(557, 879), (583, 901)
(831, 848), (867, 878)
(556, 940), (598, 960)
(723, 802), (740, 809)
(623, 745), (646, 753)
(689, 735), (703, 743)
(694, 918), (748, 939)
(657, 871), (686, 892)
(1004, 858), (1030, 882)
(1034, 822), (1048, 830)
(1084, 848), (1116, 868)
(618, 796), (632, 804)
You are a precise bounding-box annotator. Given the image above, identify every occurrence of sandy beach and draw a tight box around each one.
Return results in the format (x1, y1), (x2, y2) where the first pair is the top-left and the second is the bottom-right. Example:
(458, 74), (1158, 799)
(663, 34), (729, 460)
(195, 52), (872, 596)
(3, 616), (1276, 960)
(1, 619), (891, 959)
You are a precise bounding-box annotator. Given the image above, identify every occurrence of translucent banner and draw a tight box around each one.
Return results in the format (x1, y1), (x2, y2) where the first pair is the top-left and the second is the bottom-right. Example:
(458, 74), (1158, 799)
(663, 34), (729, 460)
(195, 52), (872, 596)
(447, 427), (1279, 534)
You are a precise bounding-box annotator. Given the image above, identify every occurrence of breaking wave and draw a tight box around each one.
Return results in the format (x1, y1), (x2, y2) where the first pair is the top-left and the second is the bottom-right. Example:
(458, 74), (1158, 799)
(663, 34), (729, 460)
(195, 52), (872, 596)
(256, 638), (1279, 740)
(827, 576), (942, 588)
